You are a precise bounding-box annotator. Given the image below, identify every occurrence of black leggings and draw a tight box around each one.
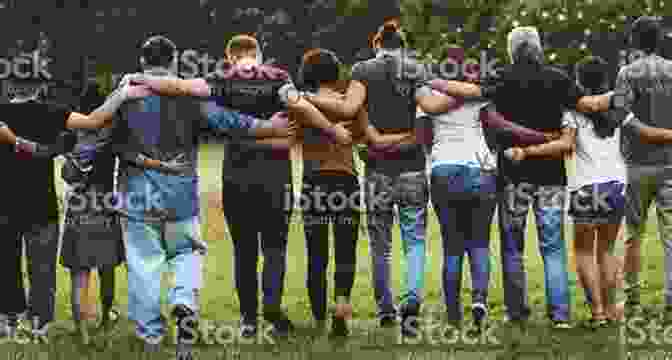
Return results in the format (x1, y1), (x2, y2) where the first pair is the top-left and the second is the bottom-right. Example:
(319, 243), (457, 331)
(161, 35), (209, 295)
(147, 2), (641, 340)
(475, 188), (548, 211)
(302, 173), (361, 321)
(222, 179), (293, 320)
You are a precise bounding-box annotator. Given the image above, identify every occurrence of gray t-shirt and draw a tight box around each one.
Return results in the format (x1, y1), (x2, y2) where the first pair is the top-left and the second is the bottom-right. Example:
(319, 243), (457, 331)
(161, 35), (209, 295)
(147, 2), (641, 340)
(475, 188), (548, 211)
(351, 49), (428, 175)
(614, 54), (672, 166)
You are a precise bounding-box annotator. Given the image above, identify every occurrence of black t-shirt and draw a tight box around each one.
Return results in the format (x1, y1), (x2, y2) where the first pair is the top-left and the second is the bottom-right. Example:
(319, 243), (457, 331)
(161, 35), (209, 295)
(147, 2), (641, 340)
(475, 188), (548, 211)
(0, 101), (71, 223)
(488, 65), (584, 186)
(206, 63), (293, 184)
(351, 52), (426, 175)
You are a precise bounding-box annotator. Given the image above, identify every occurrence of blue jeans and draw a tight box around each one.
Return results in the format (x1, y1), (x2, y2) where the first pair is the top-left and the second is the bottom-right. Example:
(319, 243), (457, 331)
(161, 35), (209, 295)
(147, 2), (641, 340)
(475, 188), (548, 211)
(498, 183), (570, 322)
(365, 171), (428, 314)
(122, 216), (203, 341)
(430, 164), (496, 321)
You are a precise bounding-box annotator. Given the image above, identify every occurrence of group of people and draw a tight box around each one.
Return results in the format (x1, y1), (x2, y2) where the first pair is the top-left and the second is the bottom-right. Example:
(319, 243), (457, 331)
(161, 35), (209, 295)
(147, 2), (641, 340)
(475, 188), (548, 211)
(1, 11), (672, 358)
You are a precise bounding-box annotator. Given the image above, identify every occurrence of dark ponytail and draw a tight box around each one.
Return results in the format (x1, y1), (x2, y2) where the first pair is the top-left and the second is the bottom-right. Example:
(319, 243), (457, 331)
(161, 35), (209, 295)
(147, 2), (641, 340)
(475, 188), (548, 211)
(575, 56), (616, 138)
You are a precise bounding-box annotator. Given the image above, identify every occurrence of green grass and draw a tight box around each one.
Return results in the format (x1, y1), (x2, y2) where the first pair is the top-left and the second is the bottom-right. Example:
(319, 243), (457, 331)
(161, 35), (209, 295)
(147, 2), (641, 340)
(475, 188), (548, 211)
(3, 143), (667, 358)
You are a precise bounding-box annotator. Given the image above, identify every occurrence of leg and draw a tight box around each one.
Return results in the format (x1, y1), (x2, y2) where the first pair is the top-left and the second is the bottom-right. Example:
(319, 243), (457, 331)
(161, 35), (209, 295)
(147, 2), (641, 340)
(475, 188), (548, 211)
(221, 181), (259, 324)
(498, 183), (532, 321)
(430, 172), (466, 322)
(98, 265), (117, 321)
(23, 222), (59, 329)
(575, 223), (604, 320)
(303, 177), (330, 322)
(466, 194), (496, 326)
(655, 177), (672, 307)
(332, 194), (361, 337)
(260, 181), (294, 332)
(122, 218), (166, 341)
(0, 218), (26, 319)
(533, 186), (570, 323)
(624, 174), (655, 307)
(365, 172), (396, 318)
(70, 269), (91, 343)
(596, 223), (621, 320)
(165, 216), (204, 346)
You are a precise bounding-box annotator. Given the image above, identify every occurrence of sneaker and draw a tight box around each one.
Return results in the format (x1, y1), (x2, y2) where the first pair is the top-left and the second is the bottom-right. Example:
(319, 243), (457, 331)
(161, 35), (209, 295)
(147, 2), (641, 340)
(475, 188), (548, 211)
(263, 309), (295, 337)
(472, 303), (488, 329)
(172, 305), (198, 345)
(379, 312), (397, 328)
(551, 320), (573, 330)
(239, 317), (258, 339)
(400, 302), (420, 338)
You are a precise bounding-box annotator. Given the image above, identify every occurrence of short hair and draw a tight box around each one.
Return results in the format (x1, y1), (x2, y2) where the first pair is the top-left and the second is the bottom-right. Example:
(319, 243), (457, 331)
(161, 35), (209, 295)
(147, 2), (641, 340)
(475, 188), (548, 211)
(630, 16), (661, 53)
(141, 35), (176, 68)
(299, 48), (341, 89)
(225, 34), (259, 61)
(575, 56), (609, 93)
(375, 23), (404, 50)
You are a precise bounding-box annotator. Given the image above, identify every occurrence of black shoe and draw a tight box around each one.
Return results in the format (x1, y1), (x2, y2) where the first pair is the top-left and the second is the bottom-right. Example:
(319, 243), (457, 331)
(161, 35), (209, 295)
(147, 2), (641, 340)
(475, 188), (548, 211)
(172, 305), (198, 344)
(240, 317), (258, 339)
(472, 303), (488, 330)
(263, 310), (295, 337)
(379, 312), (397, 328)
(330, 316), (349, 338)
(400, 302), (420, 338)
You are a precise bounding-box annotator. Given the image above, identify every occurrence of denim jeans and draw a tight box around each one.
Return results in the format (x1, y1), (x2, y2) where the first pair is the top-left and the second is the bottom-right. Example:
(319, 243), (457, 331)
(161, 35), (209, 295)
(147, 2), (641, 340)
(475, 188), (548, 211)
(498, 183), (570, 322)
(365, 171), (428, 314)
(122, 216), (203, 341)
(430, 164), (496, 321)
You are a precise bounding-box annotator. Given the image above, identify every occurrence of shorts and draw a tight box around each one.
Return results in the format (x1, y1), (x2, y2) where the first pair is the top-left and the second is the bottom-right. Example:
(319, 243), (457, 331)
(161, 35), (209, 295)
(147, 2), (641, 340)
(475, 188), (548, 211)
(569, 181), (626, 224)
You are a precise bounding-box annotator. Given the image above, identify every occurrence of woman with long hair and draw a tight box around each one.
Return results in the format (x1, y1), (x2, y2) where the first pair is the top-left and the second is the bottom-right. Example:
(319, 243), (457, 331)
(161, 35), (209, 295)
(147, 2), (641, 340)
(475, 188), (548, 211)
(567, 56), (626, 326)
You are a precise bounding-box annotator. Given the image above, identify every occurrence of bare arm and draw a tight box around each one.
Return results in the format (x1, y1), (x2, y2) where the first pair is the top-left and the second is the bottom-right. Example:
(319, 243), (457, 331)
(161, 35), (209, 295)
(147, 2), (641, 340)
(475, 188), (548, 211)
(0, 122), (17, 144)
(624, 114), (672, 144)
(521, 126), (577, 158)
(428, 79), (483, 99)
(125, 74), (211, 98)
(415, 85), (463, 114)
(65, 83), (149, 129)
(303, 80), (367, 119)
(576, 93), (612, 113)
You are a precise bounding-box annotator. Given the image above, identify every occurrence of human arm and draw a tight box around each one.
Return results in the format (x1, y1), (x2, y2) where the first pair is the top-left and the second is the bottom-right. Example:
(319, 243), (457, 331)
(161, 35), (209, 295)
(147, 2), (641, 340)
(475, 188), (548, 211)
(622, 113), (672, 144)
(504, 112), (577, 161)
(415, 84), (464, 114)
(301, 79), (367, 119)
(64, 82), (152, 130)
(481, 104), (557, 145)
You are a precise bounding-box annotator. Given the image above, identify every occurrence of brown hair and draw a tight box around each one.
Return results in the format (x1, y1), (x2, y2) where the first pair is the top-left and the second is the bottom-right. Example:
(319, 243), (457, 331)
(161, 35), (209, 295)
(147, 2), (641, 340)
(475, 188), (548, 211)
(225, 34), (259, 61)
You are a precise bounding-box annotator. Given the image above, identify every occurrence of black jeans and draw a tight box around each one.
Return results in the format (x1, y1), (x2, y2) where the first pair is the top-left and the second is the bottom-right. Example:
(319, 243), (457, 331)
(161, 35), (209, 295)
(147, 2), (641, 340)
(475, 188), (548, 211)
(302, 173), (361, 321)
(221, 179), (293, 320)
(0, 217), (59, 326)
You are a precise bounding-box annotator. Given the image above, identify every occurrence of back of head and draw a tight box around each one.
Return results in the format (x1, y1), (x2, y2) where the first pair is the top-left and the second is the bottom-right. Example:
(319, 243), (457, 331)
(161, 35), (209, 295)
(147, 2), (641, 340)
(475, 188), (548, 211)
(141, 35), (177, 69)
(299, 48), (341, 91)
(226, 34), (262, 65)
(575, 56), (609, 95)
(507, 27), (544, 69)
(630, 16), (661, 54)
(375, 23), (405, 51)
(575, 55), (616, 138)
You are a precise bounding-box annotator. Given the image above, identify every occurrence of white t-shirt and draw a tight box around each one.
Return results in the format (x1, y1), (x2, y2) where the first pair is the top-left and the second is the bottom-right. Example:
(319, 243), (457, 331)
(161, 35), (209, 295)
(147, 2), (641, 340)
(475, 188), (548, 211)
(568, 110), (627, 191)
(428, 91), (495, 171)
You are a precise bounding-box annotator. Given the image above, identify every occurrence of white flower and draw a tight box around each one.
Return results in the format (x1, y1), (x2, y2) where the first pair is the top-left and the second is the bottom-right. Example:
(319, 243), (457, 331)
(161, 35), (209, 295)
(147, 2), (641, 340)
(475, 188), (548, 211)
(521, 10), (528, 16)
(584, 28), (591, 36)
(580, 43), (587, 50)
(542, 11), (549, 18)
(512, 20), (520, 27)
(549, 53), (557, 61)
(577, 11), (583, 19)
(557, 14), (567, 21)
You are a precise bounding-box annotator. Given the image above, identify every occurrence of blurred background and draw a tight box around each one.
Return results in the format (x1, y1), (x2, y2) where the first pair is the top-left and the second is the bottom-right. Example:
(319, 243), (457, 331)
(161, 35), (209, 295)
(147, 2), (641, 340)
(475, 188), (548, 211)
(1, 0), (671, 109)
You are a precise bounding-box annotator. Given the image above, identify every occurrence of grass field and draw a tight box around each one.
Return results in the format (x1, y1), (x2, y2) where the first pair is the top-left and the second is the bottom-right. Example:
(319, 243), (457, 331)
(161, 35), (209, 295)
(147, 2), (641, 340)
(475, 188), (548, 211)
(1, 143), (668, 359)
